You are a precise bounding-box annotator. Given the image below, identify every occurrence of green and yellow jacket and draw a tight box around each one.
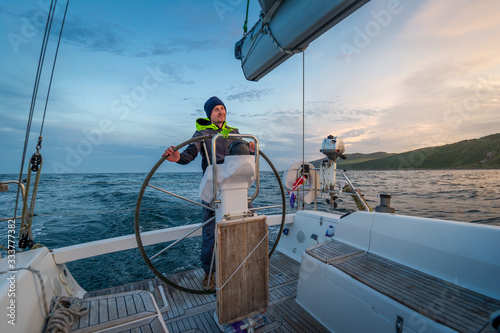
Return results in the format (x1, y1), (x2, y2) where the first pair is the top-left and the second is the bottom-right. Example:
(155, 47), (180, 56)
(177, 118), (239, 173)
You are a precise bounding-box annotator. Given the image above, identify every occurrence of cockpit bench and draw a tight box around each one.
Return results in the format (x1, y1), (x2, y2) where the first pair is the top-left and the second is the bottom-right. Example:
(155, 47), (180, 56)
(70, 290), (168, 333)
(305, 238), (364, 264)
(306, 240), (500, 332)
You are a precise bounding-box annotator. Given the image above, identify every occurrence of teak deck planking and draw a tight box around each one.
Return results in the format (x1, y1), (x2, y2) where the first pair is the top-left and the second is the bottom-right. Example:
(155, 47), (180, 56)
(85, 251), (329, 332)
(307, 239), (500, 333)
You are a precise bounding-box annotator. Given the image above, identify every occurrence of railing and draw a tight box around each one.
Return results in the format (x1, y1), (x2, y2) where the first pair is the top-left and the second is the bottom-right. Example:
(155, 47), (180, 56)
(294, 168), (370, 212)
(51, 214), (293, 264)
(0, 181), (26, 222)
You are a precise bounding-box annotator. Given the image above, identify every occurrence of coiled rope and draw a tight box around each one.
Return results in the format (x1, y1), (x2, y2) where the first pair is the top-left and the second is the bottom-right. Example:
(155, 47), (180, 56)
(1, 267), (88, 333)
(45, 296), (89, 333)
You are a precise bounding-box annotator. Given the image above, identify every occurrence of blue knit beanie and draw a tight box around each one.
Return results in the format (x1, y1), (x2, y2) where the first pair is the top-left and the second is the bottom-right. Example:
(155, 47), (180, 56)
(204, 96), (226, 119)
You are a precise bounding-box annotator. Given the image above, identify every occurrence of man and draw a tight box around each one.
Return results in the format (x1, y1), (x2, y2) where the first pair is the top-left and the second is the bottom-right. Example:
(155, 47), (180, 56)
(163, 96), (254, 290)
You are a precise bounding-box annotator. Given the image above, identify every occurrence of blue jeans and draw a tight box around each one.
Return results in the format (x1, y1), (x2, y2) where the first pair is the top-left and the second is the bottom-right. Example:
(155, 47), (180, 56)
(200, 201), (254, 274)
(201, 201), (215, 274)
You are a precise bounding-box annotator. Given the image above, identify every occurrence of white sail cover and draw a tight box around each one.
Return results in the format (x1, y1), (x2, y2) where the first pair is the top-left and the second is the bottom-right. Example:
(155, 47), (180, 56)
(199, 155), (256, 203)
(258, 0), (281, 16)
(235, 0), (370, 81)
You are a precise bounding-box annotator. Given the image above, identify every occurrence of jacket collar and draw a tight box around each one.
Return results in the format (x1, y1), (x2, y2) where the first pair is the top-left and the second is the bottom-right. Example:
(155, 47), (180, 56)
(196, 118), (228, 131)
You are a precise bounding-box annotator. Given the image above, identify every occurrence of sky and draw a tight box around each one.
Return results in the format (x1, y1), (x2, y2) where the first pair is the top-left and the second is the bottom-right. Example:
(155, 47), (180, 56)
(1, 0), (499, 174)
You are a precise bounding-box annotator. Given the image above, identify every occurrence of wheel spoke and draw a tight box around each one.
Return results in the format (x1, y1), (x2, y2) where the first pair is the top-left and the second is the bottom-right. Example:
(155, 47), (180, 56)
(147, 184), (215, 211)
(149, 216), (215, 260)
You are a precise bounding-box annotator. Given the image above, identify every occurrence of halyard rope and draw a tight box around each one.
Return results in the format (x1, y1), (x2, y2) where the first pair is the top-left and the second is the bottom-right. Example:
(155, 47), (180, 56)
(1, 266), (89, 333)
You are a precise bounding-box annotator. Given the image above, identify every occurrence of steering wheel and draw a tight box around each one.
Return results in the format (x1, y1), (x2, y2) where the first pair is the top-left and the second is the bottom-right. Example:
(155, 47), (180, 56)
(134, 134), (286, 294)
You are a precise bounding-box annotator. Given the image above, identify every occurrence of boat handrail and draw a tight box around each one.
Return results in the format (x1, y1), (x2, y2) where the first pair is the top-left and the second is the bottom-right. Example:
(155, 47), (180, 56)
(52, 213), (292, 264)
(294, 167), (370, 211)
(0, 180), (27, 222)
(337, 169), (370, 211)
(0, 180), (26, 198)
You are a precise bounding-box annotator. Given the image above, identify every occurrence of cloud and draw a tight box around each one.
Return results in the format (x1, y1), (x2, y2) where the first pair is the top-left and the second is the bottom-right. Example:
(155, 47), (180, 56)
(61, 17), (132, 55)
(190, 109), (205, 117)
(305, 100), (382, 122)
(343, 128), (366, 138)
(0, 86), (30, 110)
(360, 58), (500, 153)
(240, 113), (266, 118)
(407, 1), (500, 39)
(398, 61), (485, 100)
(149, 43), (174, 57)
(226, 88), (273, 102)
(269, 109), (302, 117)
(61, 17), (226, 58)
(155, 63), (195, 85)
(149, 37), (225, 57)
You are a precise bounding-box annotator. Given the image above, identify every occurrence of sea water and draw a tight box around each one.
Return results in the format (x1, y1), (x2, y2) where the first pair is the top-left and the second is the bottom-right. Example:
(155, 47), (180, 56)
(1, 170), (499, 291)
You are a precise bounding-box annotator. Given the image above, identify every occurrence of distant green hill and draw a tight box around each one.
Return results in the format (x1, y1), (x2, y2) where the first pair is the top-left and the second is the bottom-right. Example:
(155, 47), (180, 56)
(311, 133), (500, 170)
(311, 152), (394, 168)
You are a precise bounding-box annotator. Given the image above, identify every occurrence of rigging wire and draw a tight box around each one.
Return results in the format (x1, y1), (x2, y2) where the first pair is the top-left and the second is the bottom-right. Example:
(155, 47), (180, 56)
(14, 0), (56, 218)
(12, 0), (70, 250)
(302, 51), (305, 170)
(301, 50), (305, 210)
(40, 0), (70, 138)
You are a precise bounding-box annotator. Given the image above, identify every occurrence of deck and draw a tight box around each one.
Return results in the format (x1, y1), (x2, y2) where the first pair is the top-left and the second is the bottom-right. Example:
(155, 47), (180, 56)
(306, 239), (500, 333)
(85, 251), (330, 333)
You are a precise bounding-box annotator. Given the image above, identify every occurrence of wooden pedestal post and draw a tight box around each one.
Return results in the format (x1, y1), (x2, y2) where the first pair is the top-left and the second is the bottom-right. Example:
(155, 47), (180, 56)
(216, 215), (269, 325)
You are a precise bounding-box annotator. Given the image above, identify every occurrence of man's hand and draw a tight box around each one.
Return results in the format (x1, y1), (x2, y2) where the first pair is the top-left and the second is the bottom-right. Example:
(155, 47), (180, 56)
(163, 146), (180, 162)
(249, 141), (255, 153)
